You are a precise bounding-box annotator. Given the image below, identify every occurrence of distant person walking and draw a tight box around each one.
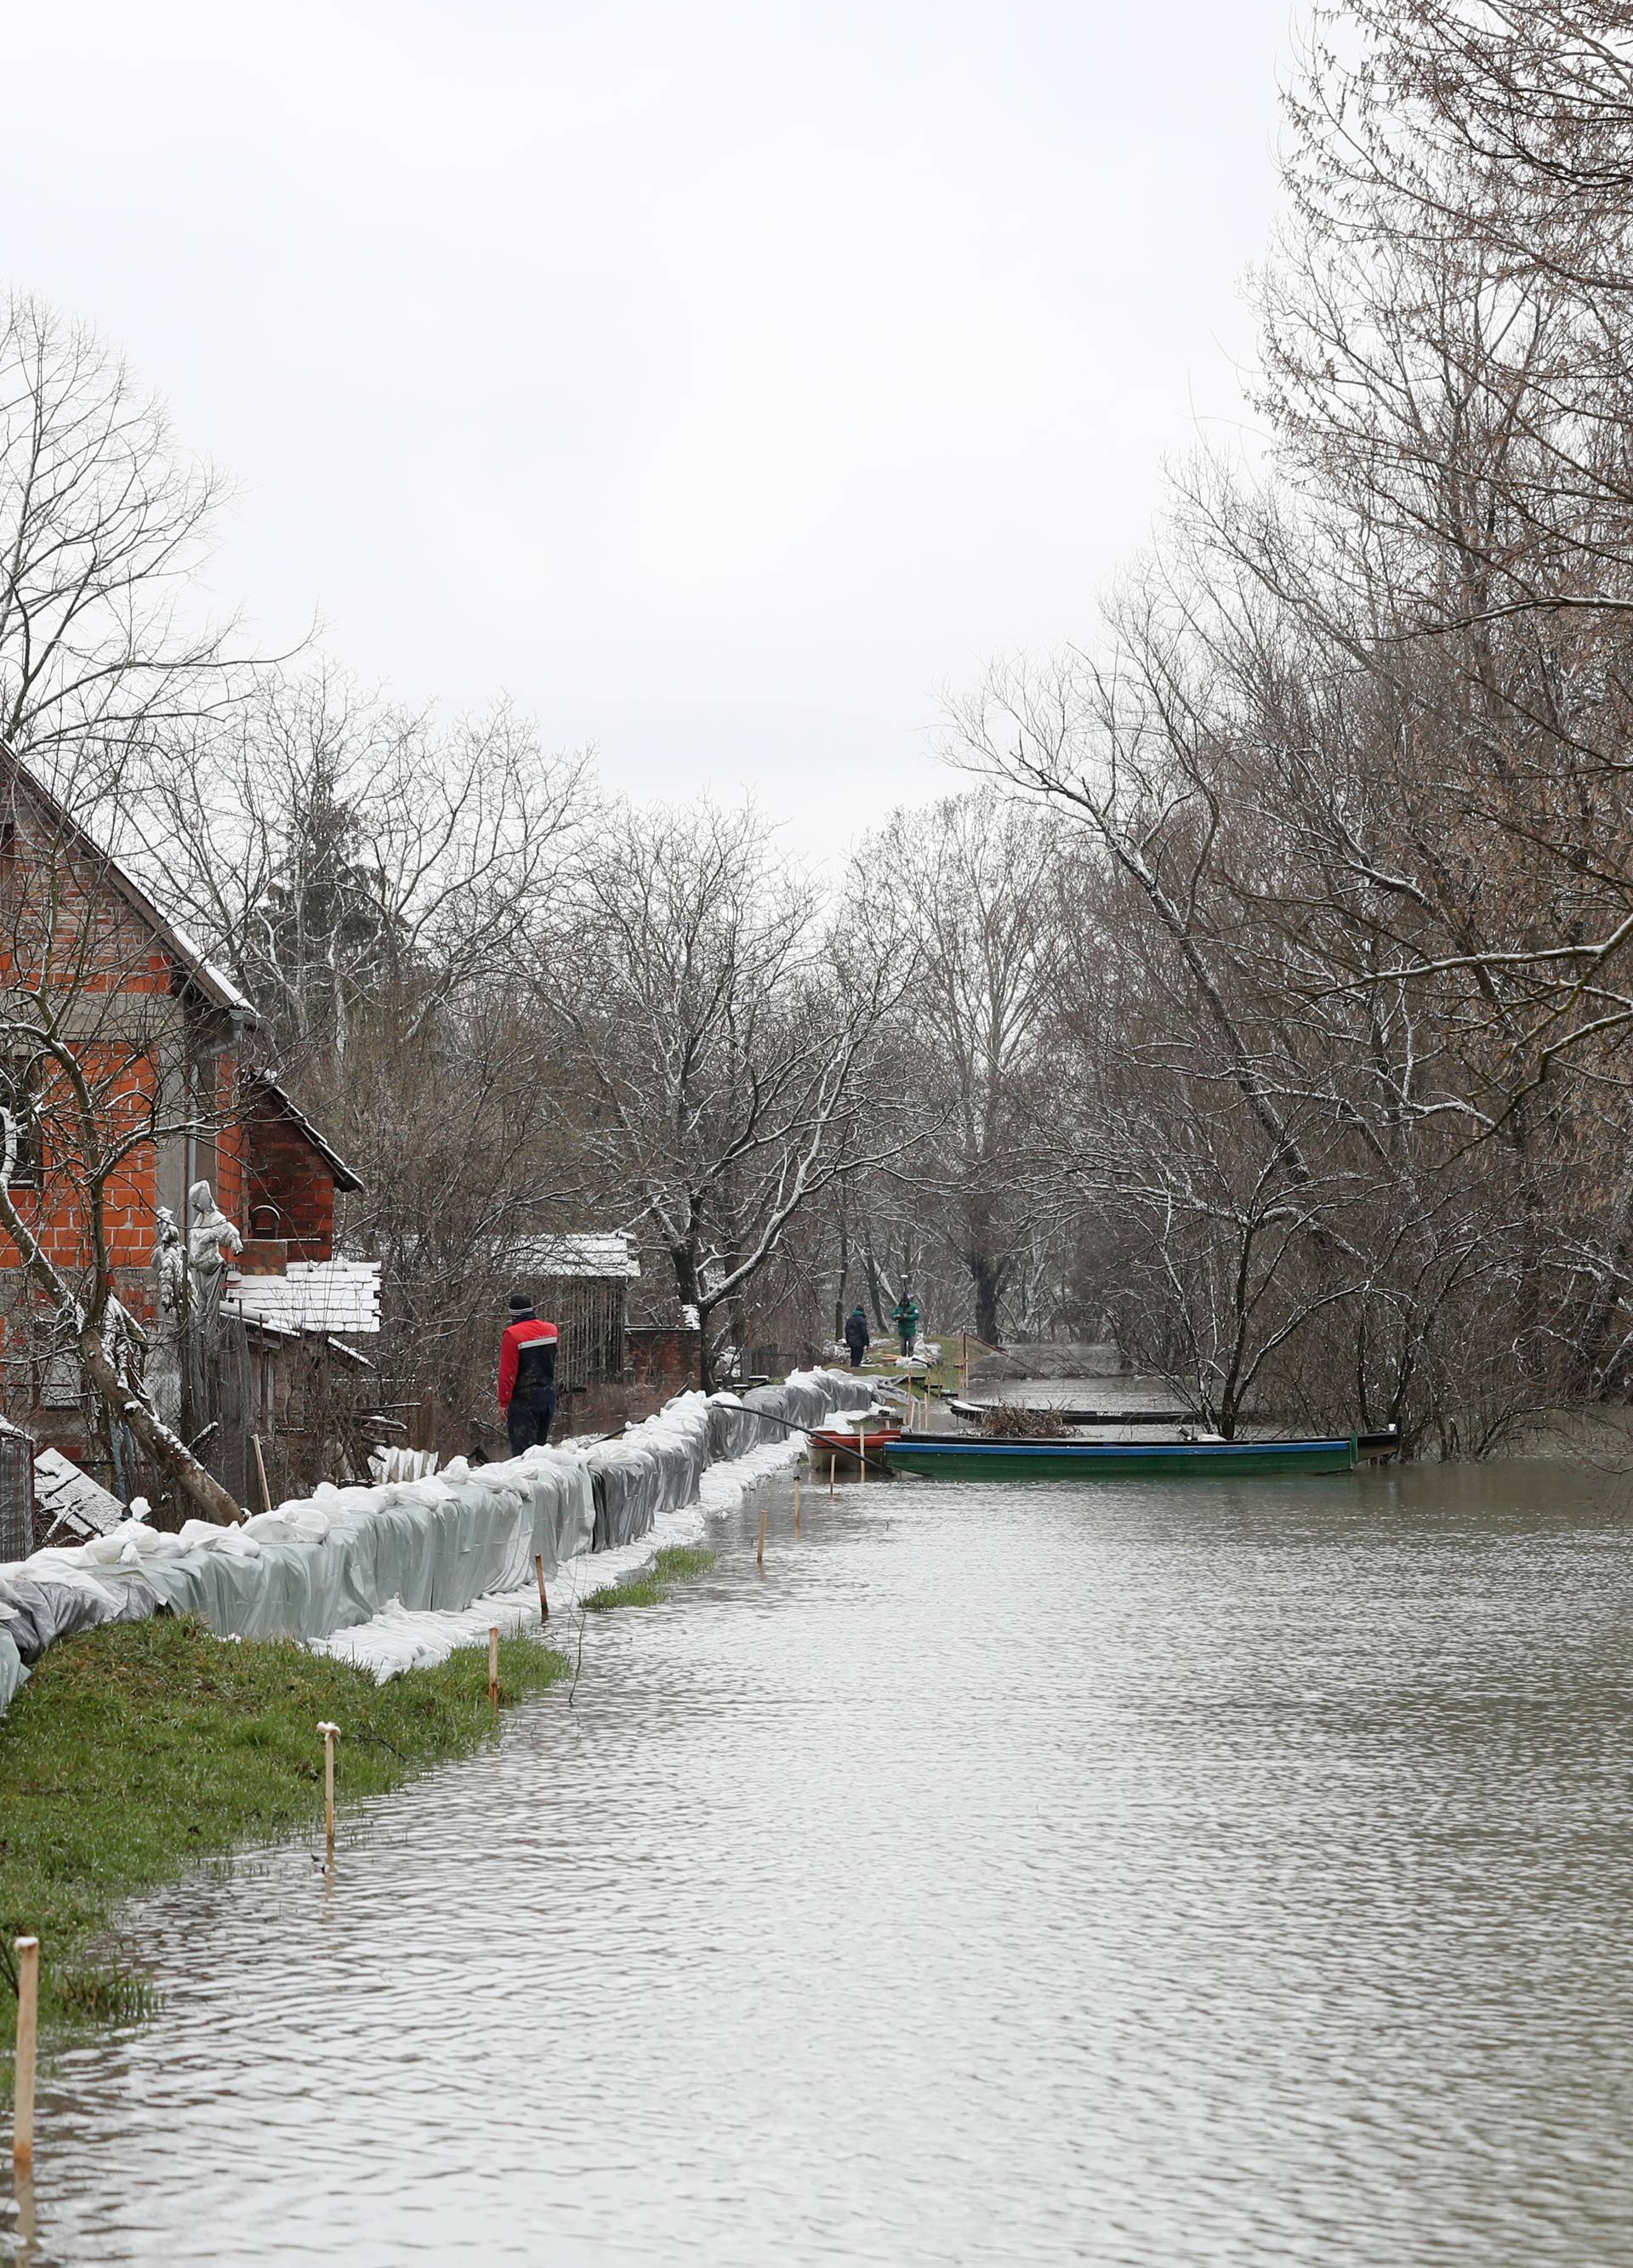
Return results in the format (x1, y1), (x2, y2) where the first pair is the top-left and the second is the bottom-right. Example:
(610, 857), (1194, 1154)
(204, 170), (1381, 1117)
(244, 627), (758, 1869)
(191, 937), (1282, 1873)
(843, 1304), (870, 1368)
(891, 1289), (921, 1358)
(498, 1292), (559, 1453)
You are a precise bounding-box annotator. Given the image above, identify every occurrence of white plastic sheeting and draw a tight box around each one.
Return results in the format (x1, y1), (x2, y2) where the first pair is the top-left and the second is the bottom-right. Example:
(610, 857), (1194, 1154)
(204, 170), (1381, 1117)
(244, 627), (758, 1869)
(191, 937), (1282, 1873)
(0, 1623), (26, 1713)
(0, 1447), (591, 1680)
(111, 1451), (593, 1643)
(707, 1368), (862, 1462)
(0, 1370), (872, 1708)
(578, 1393), (713, 1549)
(316, 1374), (869, 1682)
(0, 1567), (162, 1662)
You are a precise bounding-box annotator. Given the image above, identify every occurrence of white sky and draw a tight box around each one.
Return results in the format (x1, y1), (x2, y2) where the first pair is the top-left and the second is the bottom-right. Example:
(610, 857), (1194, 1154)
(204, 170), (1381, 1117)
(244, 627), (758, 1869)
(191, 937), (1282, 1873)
(5, 0), (1296, 854)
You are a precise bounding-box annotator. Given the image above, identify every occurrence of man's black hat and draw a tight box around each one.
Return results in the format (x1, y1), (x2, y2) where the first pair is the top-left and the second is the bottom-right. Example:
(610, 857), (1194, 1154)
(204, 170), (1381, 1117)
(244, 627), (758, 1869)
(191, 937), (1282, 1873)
(508, 1292), (534, 1315)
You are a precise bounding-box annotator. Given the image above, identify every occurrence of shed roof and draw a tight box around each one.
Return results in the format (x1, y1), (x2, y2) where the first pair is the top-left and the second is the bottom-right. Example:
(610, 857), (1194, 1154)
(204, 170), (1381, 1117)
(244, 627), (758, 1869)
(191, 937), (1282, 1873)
(514, 1232), (641, 1281)
(33, 1446), (126, 1540)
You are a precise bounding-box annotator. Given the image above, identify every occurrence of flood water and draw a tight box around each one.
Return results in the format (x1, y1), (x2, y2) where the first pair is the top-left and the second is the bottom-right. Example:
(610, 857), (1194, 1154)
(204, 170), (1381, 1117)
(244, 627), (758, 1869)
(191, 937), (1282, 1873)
(8, 1435), (1633, 2265)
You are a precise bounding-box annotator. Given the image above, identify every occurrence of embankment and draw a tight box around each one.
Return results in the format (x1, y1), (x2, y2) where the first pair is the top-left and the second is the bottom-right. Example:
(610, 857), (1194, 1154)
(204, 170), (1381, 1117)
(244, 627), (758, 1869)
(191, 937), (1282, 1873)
(0, 1370), (870, 1709)
(0, 1370), (868, 2038)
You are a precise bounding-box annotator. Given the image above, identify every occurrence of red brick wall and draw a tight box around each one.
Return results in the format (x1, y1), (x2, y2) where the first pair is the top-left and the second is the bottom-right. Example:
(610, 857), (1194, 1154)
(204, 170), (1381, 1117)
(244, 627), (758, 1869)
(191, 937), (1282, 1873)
(627, 1326), (702, 1393)
(245, 1100), (337, 1263)
(215, 1056), (247, 1232)
(0, 798), (348, 1405)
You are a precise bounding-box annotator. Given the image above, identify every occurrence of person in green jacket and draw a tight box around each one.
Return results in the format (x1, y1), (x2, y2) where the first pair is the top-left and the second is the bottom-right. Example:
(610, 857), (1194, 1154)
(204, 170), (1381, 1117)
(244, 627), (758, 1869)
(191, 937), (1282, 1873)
(891, 1289), (921, 1357)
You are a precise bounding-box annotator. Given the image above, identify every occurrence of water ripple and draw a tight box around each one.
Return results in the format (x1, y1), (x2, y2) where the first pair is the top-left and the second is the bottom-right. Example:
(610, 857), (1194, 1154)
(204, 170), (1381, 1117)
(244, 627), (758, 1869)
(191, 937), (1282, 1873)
(6, 1452), (1633, 2265)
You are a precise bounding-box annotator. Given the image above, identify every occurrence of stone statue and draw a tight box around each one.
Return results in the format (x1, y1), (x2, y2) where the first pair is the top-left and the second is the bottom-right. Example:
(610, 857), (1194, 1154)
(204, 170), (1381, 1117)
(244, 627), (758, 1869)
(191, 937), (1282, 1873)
(151, 1204), (185, 1322)
(148, 1204), (187, 1430)
(185, 1179), (242, 1327)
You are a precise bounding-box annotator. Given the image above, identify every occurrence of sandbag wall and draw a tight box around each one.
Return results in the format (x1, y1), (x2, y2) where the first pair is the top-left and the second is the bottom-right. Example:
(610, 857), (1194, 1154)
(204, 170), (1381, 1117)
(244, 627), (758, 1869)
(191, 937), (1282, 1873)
(139, 1455), (595, 1640)
(584, 1392), (713, 1549)
(705, 1371), (866, 1462)
(0, 1448), (592, 1703)
(0, 1369), (872, 1714)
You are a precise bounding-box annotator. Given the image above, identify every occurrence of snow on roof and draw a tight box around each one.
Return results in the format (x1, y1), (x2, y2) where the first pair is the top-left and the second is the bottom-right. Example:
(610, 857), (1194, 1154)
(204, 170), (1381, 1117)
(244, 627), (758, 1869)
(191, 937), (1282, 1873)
(34, 1446), (126, 1540)
(224, 1259), (381, 1336)
(512, 1231), (641, 1281)
(0, 741), (258, 1020)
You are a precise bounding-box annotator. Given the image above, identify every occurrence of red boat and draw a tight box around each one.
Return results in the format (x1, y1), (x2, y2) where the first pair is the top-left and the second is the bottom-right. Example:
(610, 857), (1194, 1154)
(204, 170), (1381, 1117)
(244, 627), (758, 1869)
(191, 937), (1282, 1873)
(807, 1420), (902, 1474)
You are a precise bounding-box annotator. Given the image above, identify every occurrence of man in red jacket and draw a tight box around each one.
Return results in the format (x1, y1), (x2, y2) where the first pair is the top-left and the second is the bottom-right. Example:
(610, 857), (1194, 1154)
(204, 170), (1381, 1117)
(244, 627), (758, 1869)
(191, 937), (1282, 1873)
(498, 1292), (559, 1453)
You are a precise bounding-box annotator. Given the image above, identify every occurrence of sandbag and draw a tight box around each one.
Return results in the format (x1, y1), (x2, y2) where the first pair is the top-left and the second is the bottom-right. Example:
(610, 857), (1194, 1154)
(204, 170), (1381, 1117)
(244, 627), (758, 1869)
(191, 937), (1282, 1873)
(0, 1572), (151, 1663)
(585, 1392), (712, 1549)
(134, 1454), (594, 1643)
(708, 1369), (872, 1459)
(0, 1624), (25, 1714)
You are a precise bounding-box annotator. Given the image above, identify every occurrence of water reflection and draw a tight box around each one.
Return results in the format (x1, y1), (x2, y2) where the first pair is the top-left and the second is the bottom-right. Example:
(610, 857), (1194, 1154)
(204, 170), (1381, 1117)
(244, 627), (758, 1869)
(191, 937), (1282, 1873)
(6, 1450), (1633, 2265)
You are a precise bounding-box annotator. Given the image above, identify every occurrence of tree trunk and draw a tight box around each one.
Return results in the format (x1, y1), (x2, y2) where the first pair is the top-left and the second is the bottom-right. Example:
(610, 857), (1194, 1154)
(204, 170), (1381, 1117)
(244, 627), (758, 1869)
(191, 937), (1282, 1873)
(970, 1252), (1003, 1349)
(1570, 1145), (1633, 1395)
(78, 1325), (243, 1525)
(669, 1238), (713, 1391)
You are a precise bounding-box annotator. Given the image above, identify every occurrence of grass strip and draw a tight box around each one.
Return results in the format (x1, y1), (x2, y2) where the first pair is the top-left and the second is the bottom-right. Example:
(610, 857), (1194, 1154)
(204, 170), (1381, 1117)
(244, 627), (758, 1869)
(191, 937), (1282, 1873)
(584, 1543), (718, 1612)
(0, 1613), (567, 2038)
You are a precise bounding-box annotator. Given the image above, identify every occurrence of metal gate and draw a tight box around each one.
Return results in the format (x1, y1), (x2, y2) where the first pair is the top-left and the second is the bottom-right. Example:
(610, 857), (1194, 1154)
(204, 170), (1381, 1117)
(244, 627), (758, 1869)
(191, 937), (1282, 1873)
(0, 1423), (33, 1559)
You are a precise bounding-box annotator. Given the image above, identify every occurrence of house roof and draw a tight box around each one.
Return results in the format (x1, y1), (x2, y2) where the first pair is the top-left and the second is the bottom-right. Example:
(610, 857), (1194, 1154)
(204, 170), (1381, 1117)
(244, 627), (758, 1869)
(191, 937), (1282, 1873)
(0, 741), (257, 1020)
(224, 1259), (382, 1336)
(247, 1075), (365, 1193)
(33, 1445), (127, 1540)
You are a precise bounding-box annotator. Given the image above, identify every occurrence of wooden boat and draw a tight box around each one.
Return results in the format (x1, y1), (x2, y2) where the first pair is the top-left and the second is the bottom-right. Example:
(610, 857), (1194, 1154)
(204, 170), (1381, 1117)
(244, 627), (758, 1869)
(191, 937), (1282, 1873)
(808, 1420), (902, 1473)
(1357, 1426), (1402, 1461)
(947, 1397), (1198, 1425)
(884, 1434), (1358, 1479)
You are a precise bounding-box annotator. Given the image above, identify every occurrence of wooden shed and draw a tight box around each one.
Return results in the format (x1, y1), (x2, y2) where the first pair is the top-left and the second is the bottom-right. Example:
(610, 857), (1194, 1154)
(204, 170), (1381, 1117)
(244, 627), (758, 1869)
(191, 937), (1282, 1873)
(509, 1234), (640, 1389)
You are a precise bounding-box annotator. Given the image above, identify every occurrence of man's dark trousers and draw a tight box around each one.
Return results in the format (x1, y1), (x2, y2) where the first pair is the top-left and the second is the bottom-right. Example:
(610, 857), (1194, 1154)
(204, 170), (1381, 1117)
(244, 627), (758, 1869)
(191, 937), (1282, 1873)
(506, 1394), (556, 1454)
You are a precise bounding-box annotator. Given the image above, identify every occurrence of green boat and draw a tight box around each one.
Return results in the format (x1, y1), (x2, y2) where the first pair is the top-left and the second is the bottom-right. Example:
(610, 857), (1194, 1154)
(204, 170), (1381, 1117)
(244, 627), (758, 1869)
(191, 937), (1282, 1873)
(883, 1434), (1358, 1479)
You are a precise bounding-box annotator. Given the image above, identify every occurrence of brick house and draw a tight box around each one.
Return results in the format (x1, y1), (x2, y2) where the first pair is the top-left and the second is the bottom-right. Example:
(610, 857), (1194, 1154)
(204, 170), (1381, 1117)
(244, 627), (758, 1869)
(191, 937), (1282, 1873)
(0, 744), (378, 1495)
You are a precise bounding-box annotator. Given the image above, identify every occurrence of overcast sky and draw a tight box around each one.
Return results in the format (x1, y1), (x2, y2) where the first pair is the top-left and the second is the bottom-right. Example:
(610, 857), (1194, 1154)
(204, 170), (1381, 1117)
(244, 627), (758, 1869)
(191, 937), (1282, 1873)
(6, 0), (1297, 853)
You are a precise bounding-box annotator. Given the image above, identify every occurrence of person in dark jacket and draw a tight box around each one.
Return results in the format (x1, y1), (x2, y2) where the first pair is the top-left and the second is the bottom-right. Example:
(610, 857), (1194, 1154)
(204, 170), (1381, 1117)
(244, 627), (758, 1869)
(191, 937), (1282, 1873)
(498, 1292), (559, 1453)
(843, 1304), (870, 1367)
(891, 1289), (921, 1357)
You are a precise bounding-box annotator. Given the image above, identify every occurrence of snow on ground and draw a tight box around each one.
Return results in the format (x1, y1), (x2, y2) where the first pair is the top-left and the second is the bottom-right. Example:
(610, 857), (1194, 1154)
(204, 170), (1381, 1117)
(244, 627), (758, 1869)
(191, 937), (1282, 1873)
(309, 1430), (805, 1681)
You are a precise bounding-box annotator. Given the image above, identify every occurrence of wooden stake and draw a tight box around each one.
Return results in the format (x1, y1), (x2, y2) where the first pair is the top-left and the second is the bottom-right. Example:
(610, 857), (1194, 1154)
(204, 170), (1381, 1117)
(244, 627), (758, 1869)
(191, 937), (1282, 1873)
(535, 1553), (549, 1622)
(12, 1935), (37, 2175)
(318, 1722), (339, 1860)
(487, 1626), (500, 1706)
(829, 1456), (835, 1499)
(794, 1477), (801, 1535)
(252, 1433), (273, 1515)
(757, 1503), (766, 1569)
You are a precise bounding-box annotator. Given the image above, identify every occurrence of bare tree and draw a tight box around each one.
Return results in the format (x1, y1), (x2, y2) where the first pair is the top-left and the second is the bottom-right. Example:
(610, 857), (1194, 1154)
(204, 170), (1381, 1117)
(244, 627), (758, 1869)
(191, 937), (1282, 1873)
(134, 664), (593, 1069)
(845, 791), (1068, 1344)
(532, 800), (914, 1388)
(0, 293), (249, 795)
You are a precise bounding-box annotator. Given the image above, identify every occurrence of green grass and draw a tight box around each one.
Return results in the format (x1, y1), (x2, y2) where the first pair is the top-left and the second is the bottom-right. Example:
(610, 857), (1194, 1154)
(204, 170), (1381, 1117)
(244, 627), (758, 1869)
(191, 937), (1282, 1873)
(0, 1614), (568, 2040)
(584, 1543), (718, 1612)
